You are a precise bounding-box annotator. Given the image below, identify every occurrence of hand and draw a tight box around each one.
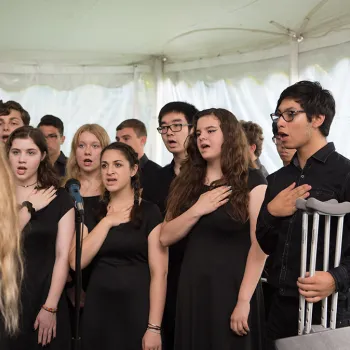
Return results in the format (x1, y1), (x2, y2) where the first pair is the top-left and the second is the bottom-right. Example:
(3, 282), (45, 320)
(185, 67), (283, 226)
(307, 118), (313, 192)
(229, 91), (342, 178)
(27, 186), (57, 212)
(267, 183), (311, 217)
(142, 329), (162, 350)
(191, 186), (232, 217)
(34, 308), (57, 346)
(297, 271), (336, 303)
(230, 300), (250, 336)
(105, 205), (132, 228)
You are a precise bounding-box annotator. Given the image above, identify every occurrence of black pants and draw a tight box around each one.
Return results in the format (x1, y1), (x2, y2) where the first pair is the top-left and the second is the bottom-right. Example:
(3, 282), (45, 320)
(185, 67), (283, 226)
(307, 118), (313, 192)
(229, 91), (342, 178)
(265, 292), (321, 350)
(265, 290), (350, 349)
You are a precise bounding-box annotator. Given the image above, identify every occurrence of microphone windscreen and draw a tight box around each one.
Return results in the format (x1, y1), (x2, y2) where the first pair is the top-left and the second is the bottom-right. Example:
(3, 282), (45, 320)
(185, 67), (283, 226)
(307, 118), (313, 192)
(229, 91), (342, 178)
(65, 178), (81, 190)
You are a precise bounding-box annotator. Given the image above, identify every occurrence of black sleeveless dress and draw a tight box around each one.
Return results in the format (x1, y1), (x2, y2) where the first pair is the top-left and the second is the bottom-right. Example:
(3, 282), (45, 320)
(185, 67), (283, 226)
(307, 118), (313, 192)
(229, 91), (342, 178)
(82, 200), (163, 350)
(8, 188), (74, 350)
(174, 169), (267, 350)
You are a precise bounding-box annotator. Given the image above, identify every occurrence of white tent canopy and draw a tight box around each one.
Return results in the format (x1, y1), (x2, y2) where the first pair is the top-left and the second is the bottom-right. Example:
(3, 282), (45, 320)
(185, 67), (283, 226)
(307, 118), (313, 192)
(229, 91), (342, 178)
(1, 0), (350, 170)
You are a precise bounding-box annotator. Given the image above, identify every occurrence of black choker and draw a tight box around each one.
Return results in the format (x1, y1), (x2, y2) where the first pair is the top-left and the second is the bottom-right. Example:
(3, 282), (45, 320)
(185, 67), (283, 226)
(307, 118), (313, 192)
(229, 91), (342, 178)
(17, 182), (37, 188)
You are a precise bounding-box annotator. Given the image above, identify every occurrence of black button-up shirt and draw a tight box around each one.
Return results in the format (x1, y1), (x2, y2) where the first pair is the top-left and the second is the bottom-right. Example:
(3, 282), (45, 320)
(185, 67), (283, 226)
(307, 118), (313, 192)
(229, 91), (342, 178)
(139, 154), (162, 202)
(257, 143), (350, 297)
(54, 151), (67, 179)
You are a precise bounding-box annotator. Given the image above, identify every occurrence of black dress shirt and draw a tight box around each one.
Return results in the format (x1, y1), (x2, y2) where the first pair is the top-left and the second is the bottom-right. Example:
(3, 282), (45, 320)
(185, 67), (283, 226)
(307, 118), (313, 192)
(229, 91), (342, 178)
(139, 154), (161, 202)
(54, 151), (67, 178)
(142, 158), (175, 215)
(257, 143), (350, 297)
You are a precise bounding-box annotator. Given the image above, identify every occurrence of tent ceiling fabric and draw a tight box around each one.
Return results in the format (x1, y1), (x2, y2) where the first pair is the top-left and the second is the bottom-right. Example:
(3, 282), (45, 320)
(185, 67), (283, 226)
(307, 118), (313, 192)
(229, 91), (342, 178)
(1, 0), (350, 68)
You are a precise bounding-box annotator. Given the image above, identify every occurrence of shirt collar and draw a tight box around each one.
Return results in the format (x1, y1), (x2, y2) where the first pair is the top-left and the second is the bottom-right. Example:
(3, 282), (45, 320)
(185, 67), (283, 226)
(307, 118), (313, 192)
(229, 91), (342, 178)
(292, 142), (335, 167)
(139, 154), (149, 168)
(56, 151), (67, 165)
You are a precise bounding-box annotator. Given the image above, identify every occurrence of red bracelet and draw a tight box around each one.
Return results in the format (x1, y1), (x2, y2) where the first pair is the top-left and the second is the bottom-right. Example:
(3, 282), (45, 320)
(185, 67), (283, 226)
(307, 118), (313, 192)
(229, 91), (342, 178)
(42, 305), (57, 313)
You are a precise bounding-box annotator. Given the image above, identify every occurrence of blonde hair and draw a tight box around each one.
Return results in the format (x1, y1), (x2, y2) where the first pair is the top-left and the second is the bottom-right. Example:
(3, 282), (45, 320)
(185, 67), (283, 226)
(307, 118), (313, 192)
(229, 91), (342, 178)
(64, 124), (111, 184)
(0, 144), (23, 334)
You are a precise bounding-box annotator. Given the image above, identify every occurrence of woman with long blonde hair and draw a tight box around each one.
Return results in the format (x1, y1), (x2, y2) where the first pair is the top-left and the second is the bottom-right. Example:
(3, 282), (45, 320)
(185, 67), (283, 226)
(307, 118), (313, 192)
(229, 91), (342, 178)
(6, 126), (75, 349)
(64, 124), (110, 308)
(0, 144), (23, 348)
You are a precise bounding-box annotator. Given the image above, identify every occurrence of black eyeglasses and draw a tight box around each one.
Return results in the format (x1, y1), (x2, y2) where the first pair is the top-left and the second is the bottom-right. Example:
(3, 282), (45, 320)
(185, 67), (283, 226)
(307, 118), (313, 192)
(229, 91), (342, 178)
(157, 123), (192, 134)
(272, 136), (282, 145)
(270, 110), (305, 123)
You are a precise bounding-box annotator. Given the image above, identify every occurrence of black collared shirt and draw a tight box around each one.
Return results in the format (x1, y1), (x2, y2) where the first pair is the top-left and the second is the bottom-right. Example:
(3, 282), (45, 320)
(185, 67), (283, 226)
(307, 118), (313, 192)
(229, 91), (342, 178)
(143, 159), (176, 216)
(257, 143), (350, 297)
(139, 154), (162, 202)
(54, 151), (67, 178)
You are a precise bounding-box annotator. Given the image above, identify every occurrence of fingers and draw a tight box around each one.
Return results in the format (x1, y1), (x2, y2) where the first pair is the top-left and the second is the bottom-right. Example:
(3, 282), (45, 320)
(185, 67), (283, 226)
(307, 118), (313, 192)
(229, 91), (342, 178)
(298, 287), (323, 298)
(42, 328), (48, 346)
(292, 184), (312, 199)
(34, 318), (39, 330)
(243, 319), (250, 333)
(305, 296), (322, 303)
(231, 316), (250, 336)
(232, 320), (248, 336)
(47, 328), (53, 345)
(281, 182), (296, 193)
(53, 325), (57, 338)
(216, 189), (232, 203)
(38, 325), (43, 344)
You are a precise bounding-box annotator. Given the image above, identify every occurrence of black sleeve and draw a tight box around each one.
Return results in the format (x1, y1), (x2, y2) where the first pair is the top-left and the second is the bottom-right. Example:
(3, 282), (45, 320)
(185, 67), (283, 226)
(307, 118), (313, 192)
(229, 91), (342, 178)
(328, 172), (350, 293)
(256, 174), (282, 255)
(144, 201), (163, 236)
(248, 168), (267, 191)
(56, 188), (75, 221)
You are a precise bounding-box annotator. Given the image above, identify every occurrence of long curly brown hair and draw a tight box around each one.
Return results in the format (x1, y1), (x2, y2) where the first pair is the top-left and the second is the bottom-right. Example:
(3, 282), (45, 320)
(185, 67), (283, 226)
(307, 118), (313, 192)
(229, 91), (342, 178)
(166, 108), (251, 222)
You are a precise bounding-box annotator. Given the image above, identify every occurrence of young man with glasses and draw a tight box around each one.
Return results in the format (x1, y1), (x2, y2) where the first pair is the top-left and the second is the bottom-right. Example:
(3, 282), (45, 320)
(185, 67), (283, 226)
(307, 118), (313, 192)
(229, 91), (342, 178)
(151, 101), (198, 350)
(256, 81), (350, 346)
(37, 115), (67, 178)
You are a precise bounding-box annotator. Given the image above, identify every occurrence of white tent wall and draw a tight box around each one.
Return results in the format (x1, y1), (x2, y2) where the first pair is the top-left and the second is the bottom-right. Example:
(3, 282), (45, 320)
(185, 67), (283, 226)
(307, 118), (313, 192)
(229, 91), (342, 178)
(1, 40), (350, 172)
(0, 69), (158, 160)
(161, 41), (350, 171)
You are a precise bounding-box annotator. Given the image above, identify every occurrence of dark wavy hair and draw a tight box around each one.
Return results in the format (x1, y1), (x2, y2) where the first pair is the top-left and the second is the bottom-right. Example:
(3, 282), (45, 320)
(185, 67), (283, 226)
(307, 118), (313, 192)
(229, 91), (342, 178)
(99, 142), (142, 228)
(166, 108), (251, 222)
(5, 126), (59, 189)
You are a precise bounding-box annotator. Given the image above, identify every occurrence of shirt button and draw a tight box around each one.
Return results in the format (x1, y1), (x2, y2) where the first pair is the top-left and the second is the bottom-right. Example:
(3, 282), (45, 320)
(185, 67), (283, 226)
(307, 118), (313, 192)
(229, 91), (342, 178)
(301, 175), (305, 179)
(280, 288), (284, 294)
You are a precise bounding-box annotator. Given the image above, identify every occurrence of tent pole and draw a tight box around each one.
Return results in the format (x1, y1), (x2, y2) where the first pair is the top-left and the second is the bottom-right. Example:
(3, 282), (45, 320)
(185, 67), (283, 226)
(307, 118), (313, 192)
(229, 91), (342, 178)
(289, 37), (299, 84)
(153, 57), (164, 164)
(133, 65), (139, 119)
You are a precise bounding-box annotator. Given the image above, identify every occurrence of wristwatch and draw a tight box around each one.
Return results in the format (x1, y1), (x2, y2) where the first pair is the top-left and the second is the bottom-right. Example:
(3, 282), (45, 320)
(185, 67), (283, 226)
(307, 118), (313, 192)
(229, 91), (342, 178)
(21, 201), (36, 216)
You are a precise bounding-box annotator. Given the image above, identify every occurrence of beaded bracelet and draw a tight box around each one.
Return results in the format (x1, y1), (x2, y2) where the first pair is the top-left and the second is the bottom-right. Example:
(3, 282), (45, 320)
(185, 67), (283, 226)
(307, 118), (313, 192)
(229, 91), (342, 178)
(42, 305), (57, 314)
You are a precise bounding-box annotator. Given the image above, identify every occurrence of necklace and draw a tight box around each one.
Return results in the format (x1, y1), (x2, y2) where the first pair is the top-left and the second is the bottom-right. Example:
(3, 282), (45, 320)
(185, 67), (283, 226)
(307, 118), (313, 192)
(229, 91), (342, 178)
(17, 181), (37, 188)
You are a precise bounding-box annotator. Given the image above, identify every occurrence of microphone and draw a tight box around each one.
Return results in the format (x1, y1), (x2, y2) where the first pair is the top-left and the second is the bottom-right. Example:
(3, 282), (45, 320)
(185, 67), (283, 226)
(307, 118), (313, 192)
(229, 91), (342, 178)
(65, 178), (84, 214)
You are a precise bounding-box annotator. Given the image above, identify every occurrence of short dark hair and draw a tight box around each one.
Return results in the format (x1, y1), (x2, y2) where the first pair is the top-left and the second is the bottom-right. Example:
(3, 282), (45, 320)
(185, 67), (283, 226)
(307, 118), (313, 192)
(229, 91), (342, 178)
(158, 101), (198, 126)
(37, 115), (64, 136)
(276, 81), (335, 137)
(116, 119), (147, 137)
(272, 120), (278, 136)
(0, 100), (30, 125)
(240, 120), (264, 157)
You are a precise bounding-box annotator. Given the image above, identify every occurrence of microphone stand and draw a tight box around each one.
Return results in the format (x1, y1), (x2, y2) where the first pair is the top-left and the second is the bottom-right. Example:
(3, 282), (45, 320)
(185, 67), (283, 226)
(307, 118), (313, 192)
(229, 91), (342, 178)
(72, 210), (84, 350)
